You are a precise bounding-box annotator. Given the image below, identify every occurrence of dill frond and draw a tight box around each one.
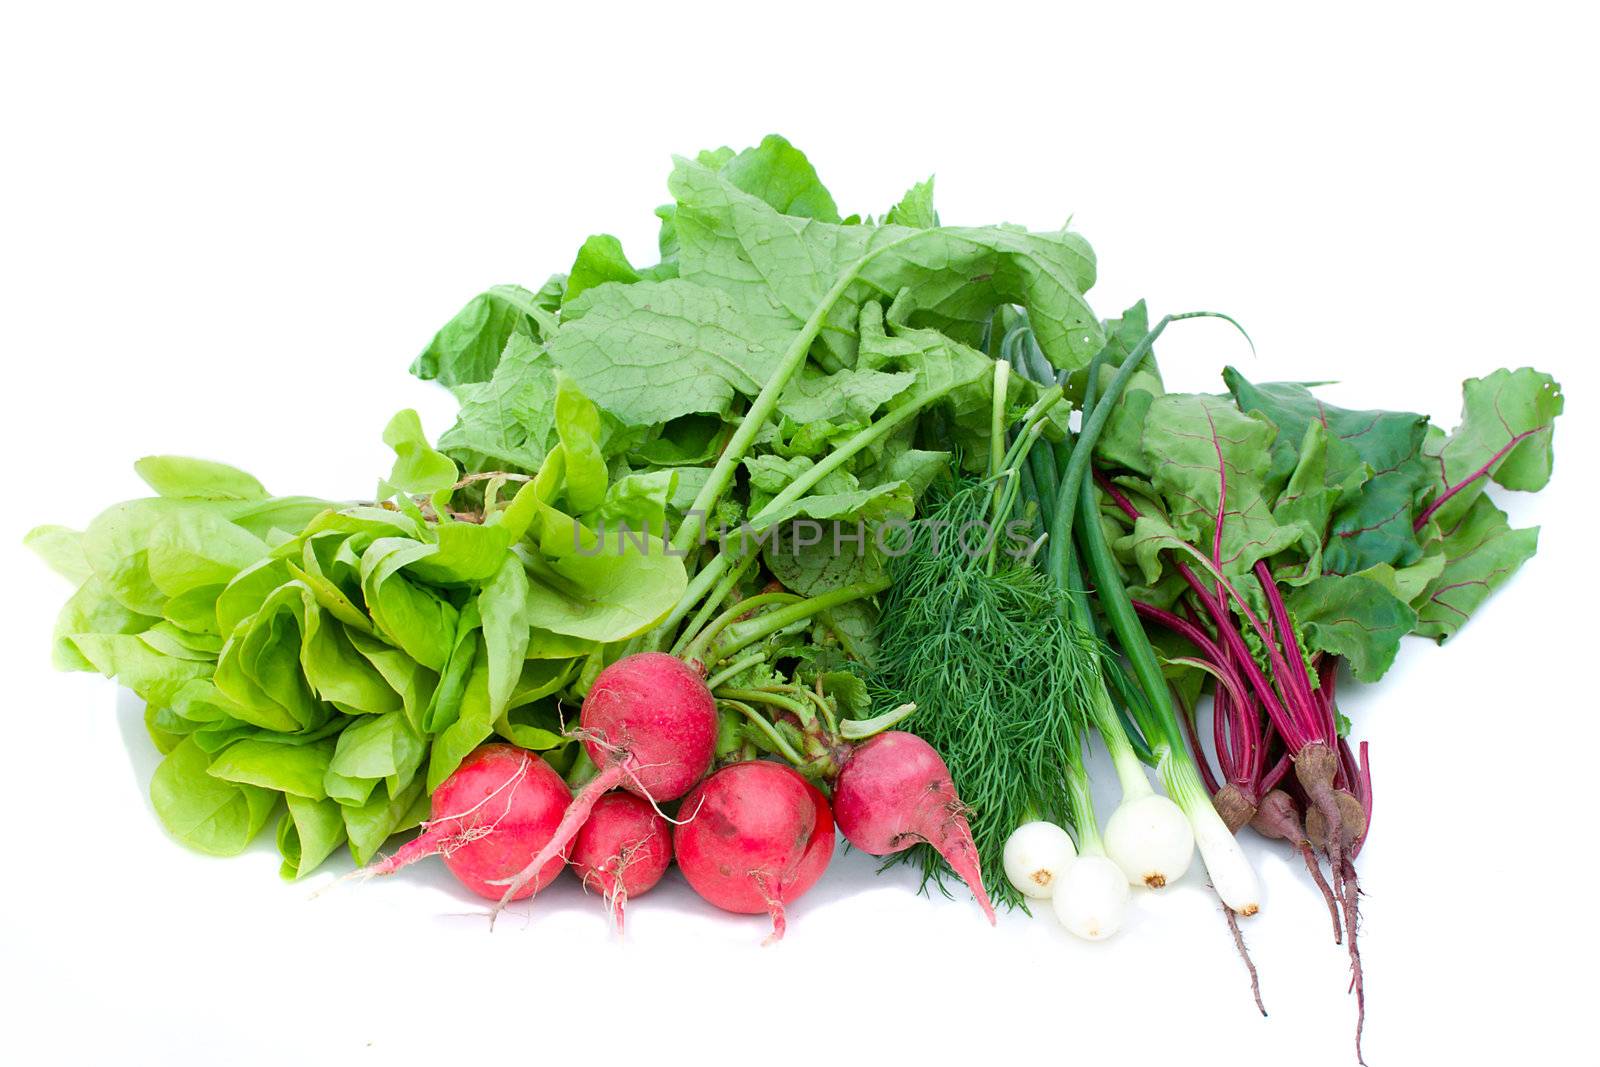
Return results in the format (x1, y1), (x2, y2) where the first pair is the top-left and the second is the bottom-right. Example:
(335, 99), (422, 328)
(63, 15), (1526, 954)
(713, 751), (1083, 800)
(869, 475), (1106, 910)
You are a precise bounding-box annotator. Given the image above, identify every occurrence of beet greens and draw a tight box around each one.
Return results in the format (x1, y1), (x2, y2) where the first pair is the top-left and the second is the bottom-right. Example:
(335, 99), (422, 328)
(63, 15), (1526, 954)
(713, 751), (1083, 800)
(1077, 349), (1563, 1060)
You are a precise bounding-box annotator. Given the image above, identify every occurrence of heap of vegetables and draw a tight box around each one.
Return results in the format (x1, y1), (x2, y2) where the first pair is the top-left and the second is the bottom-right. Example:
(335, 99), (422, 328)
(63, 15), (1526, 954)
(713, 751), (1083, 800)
(27, 135), (1562, 1057)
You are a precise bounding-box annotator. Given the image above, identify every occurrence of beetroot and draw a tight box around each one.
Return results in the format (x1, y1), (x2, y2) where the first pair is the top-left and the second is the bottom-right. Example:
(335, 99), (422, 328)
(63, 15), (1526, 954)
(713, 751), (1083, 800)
(491, 652), (718, 910)
(569, 792), (672, 933)
(361, 744), (571, 900)
(674, 761), (825, 943)
(832, 731), (996, 924)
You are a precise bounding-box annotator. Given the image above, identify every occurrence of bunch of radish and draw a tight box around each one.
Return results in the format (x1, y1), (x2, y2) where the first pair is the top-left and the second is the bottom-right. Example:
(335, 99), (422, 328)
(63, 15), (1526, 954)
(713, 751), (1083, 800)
(342, 651), (996, 941)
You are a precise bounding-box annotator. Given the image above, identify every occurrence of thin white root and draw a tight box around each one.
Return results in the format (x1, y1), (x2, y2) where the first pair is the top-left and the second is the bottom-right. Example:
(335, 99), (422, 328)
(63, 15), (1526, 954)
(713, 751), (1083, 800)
(307, 864), (381, 900)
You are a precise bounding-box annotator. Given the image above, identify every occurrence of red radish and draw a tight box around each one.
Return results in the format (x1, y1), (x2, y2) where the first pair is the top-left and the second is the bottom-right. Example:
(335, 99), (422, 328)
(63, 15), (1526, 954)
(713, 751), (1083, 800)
(674, 761), (822, 943)
(832, 730), (996, 924)
(491, 652), (718, 911)
(569, 792), (673, 934)
(358, 744), (571, 899)
(777, 766), (836, 900)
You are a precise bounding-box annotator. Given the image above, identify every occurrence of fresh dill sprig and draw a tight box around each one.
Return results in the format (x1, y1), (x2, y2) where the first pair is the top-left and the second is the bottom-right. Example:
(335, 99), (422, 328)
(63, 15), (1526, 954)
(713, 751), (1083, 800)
(869, 474), (1106, 910)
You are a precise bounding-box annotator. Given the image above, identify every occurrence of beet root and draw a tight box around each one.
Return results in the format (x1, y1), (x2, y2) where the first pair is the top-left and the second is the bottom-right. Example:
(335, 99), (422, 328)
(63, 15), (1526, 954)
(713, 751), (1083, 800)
(1295, 742), (1368, 1063)
(832, 731), (996, 924)
(1251, 788), (1342, 944)
(1213, 782), (1257, 835)
(569, 792), (673, 934)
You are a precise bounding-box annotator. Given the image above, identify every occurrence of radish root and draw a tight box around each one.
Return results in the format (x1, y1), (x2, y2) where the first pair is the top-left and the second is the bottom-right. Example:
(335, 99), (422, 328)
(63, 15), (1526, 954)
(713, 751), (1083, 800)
(486, 759), (630, 927)
(581, 838), (642, 937)
(751, 870), (787, 945)
(312, 754), (531, 899)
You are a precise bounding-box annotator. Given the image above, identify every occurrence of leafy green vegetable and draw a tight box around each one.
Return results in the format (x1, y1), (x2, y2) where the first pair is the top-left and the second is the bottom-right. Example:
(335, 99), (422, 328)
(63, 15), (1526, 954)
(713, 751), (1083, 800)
(1136, 393), (1312, 577)
(550, 278), (787, 425)
(436, 333), (560, 472)
(713, 133), (842, 222)
(884, 177), (937, 228)
(151, 737), (278, 856)
(1417, 367), (1563, 530)
(411, 284), (549, 389)
(381, 410), (458, 495)
(135, 456), (269, 501)
(1225, 368), (1431, 574)
(278, 794), (347, 879)
(563, 235), (642, 306)
(1413, 496), (1540, 640)
(1286, 574), (1416, 682)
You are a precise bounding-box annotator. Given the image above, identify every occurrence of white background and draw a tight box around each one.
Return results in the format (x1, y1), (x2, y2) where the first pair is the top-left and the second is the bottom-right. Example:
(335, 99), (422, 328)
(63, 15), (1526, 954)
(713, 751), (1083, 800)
(2, 3), (1595, 1065)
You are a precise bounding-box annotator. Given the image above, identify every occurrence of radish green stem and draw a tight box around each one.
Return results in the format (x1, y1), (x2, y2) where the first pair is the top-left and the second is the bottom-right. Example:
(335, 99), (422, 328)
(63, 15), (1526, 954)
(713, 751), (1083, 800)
(716, 688), (816, 728)
(682, 592), (804, 666)
(752, 396), (932, 530)
(719, 699), (805, 766)
(712, 578), (890, 662)
(705, 652), (767, 691)
(659, 381), (954, 633)
(791, 685), (839, 735)
(645, 543), (729, 651)
(671, 548), (759, 656)
(837, 701), (918, 740)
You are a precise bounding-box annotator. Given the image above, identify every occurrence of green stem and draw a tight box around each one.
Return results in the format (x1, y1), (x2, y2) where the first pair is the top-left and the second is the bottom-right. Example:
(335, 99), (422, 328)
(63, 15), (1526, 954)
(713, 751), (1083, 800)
(994, 420), (1049, 529)
(640, 542), (722, 652)
(655, 384), (944, 635)
(1087, 684), (1154, 801)
(671, 548), (759, 656)
(705, 652), (767, 691)
(712, 578), (890, 663)
(681, 592), (804, 666)
(1064, 750), (1105, 855)
(838, 701), (918, 740)
(987, 387), (1060, 572)
(1073, 476), (1192, 763)
(998, 385), (1064, 475)
(988, 358), (1011, 483)
(716, 688), (816, 728)
(719, 699), (806, 767)
(1047, 316), (1172, 586)
(1047, 308), (1252, 587)
(671, 234), (920, 553)
(796, 685), (839, 736)
(749, 396), (930, 532)
(984, 359), (1011, 551)
(1154, 739), (1213, 816)
(1027, 432), (1060, 534)
(1101, 655), (1159, 767)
